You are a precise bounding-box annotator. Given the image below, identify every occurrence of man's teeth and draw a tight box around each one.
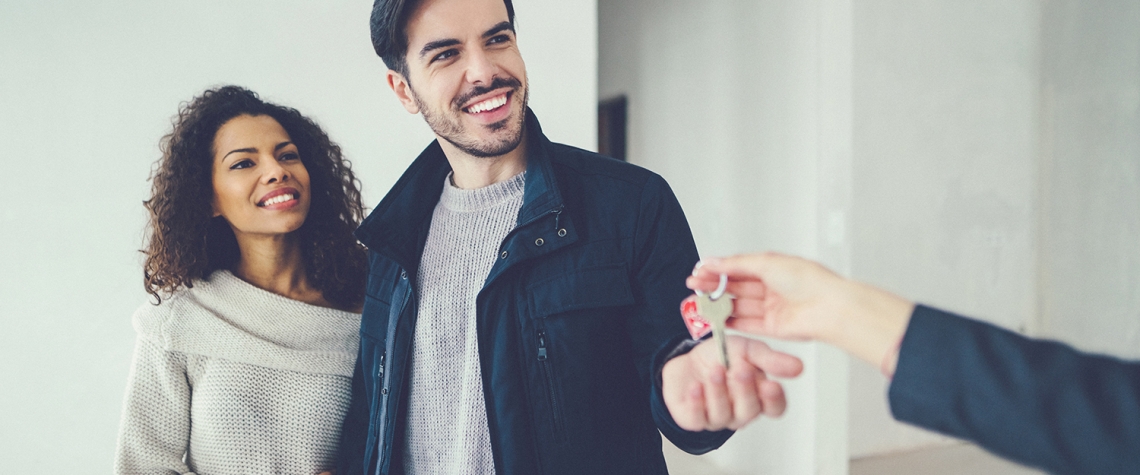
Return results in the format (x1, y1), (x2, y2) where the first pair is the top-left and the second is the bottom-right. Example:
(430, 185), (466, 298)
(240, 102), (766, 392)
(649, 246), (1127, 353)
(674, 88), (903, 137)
(467, 94), (507, 113)
(262, 194), (295, 206)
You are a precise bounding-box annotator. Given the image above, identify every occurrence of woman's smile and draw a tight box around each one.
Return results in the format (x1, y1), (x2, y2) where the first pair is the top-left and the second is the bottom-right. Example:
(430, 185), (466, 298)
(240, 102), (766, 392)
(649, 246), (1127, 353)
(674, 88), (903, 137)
(257, 187), (301, 210)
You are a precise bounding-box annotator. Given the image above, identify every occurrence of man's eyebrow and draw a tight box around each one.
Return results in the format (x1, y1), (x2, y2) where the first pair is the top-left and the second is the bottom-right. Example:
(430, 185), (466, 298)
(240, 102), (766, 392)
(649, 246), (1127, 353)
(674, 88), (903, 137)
(417, 22), (515, 60)
(419, 38), (461, 59)
(482, 21), (514, 38)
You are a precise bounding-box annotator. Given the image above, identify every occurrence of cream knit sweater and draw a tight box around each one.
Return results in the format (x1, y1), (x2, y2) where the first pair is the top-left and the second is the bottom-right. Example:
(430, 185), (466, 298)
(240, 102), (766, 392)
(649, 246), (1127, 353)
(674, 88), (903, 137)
(113, 270), (361, 475)
(403, 172), (525, 475)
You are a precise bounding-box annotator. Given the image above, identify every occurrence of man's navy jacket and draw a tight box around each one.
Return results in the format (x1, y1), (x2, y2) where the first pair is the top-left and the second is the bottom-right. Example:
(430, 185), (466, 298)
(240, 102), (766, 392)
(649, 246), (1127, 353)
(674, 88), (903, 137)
(336, 111), (731, 475)
(891, 305), (1140, 474)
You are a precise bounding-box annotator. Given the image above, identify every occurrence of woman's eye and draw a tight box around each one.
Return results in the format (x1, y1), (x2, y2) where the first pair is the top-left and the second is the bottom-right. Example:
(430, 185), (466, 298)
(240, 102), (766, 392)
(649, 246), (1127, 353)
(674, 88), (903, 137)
(280, 152), (300, 162)
(229, 159), (254, 170)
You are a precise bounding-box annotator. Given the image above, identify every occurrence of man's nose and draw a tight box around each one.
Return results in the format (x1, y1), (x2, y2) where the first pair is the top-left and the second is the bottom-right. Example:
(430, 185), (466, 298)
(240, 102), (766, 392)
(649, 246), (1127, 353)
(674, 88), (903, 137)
(465, 49), (498, 86)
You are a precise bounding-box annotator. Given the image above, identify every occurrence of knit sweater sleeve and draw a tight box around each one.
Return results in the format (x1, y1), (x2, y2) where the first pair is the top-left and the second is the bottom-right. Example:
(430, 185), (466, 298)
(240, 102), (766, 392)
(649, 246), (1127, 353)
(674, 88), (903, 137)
(113, 336), (195, 475)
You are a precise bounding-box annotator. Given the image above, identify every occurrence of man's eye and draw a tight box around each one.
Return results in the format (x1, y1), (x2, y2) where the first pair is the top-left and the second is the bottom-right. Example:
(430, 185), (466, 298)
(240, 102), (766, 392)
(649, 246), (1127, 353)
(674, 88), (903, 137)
(432, 49), (458, 63)
(230, 159), (254, 170)
(488, 34), (510, 45)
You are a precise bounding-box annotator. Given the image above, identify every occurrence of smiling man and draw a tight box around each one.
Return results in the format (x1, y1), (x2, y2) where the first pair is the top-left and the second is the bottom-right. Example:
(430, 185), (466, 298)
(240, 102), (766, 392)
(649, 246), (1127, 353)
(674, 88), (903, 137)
(335, 0), (803, 474)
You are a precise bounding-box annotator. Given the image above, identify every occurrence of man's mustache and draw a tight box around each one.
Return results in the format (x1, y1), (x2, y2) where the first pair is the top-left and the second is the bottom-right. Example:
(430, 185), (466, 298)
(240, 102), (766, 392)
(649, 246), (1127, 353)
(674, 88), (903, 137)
(454, 77), (522, 110)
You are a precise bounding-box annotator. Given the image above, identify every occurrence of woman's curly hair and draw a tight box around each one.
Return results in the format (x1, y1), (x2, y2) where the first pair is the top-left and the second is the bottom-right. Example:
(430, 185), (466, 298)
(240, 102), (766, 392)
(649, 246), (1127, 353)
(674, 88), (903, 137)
(143, 85), (367, 309)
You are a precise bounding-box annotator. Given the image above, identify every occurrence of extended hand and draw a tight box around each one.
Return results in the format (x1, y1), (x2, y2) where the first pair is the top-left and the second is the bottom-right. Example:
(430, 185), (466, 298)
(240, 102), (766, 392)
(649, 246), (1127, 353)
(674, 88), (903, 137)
(686, 253), (847, 341)
(686, 252), (915, 373)
(662, 335), (803, 431)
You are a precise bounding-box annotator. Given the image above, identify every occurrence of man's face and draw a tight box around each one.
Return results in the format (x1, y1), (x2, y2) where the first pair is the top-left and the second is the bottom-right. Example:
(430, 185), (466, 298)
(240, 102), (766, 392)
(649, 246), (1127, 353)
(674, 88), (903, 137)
(392, 0), (528, 158)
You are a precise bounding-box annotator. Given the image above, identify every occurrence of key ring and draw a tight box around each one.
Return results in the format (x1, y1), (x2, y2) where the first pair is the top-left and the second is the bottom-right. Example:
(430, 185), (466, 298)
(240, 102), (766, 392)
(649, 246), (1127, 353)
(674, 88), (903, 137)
(688, 260), (725, 298)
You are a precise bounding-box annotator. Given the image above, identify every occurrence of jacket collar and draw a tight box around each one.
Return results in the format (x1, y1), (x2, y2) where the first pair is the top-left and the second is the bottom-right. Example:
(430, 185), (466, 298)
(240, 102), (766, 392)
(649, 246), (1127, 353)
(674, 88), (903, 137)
(355, 108), (564, 272)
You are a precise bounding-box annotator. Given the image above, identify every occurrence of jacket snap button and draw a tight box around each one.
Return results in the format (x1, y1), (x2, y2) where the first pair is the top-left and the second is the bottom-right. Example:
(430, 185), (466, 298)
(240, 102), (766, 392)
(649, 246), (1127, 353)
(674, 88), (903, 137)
(381, 388), (389, 395)
(535, 238), (545, 247)
(400, 271), (407, 280)
(500, 251), (509, 259)
(557, 228), (567, 237)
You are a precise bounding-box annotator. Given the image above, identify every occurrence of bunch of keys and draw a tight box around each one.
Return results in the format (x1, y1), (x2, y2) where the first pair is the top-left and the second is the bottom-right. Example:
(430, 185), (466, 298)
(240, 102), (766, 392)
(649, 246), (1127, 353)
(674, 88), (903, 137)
(680, 273), (735, 368)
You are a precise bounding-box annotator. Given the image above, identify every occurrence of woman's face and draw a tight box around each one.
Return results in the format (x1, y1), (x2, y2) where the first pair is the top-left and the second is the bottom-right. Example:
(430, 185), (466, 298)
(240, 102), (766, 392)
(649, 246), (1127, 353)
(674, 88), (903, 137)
(211, 114), (311, 238)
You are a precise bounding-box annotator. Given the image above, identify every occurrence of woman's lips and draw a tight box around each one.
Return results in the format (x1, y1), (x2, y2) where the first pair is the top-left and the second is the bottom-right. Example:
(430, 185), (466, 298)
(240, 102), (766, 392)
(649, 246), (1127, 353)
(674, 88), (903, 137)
(257, 187), (301, 210)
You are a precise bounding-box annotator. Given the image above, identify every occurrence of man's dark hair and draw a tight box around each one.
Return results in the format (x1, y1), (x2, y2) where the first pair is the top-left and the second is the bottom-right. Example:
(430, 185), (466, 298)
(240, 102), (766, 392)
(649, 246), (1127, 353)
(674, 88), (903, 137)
(370, 0), (516, 77)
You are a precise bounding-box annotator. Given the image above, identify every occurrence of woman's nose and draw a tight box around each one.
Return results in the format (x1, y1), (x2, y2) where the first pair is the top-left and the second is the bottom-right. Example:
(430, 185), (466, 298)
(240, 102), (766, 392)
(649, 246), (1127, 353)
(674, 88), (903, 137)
(262, 157), (289, 184)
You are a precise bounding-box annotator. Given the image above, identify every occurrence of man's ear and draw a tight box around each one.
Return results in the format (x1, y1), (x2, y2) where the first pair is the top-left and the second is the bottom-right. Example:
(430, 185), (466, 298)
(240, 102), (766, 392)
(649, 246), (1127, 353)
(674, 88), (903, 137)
(387, 70), (421, 115)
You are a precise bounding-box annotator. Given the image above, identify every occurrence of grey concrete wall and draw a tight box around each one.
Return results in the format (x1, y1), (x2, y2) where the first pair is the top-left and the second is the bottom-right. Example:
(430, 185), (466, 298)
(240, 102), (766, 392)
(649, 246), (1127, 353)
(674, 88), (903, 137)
(1038, 1), (1140, 358)
(847, 0), (1042, 457)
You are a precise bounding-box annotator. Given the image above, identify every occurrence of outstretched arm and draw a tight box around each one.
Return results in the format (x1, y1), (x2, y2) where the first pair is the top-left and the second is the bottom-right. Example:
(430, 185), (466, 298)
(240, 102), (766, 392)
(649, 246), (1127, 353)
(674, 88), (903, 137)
(687, 252), (913, 375)
(689, 251), (1140, 473)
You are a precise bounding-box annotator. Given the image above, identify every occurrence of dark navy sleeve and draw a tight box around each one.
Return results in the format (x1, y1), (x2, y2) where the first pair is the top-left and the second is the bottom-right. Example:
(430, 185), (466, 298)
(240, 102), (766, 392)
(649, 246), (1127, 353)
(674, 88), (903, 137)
(631, 174), (733, 453)
(335, 347), (370, 475)
(889, 305), (1140, 474)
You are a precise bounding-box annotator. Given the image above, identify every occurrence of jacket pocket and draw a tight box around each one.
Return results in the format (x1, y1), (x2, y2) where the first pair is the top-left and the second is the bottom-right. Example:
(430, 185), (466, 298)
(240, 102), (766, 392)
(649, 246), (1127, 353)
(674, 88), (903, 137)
(534, 321), (567, 442)
(526, 263), (634, 444)
(526, 263), (635, 319)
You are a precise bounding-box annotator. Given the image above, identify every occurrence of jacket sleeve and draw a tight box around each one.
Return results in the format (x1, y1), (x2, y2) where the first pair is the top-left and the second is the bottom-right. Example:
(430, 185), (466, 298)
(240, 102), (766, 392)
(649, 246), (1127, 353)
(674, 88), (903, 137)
(630, 174), (733, 454)
(113, 338), (196, 475)
(335, 343), (370, 475)
(889, 305), (1140, 474)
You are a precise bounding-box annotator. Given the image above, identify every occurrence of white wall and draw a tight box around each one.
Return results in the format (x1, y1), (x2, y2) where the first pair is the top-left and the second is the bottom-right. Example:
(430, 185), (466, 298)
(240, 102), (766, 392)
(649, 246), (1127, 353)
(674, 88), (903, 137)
(0, 1), (596, 471)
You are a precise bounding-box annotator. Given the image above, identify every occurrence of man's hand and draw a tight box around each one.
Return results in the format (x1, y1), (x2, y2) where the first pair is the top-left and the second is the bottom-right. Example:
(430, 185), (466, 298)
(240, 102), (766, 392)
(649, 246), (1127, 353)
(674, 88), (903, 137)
(662, 335), (803, 431)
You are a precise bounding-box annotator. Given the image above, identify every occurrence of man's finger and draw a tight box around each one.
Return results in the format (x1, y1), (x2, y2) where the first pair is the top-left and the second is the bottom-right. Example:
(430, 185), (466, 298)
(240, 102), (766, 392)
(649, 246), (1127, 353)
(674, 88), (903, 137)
(726, 366), (762, 429)
(744, 340), (804, 378)
(668, 377), (708, 432)
(758, 379), (788, 417)
(702, 364), (733, 430)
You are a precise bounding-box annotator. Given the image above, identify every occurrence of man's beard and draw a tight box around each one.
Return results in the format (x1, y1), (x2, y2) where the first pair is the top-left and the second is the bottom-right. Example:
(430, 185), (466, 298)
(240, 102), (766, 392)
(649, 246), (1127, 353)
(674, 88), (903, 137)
(412, 76), (528, 158)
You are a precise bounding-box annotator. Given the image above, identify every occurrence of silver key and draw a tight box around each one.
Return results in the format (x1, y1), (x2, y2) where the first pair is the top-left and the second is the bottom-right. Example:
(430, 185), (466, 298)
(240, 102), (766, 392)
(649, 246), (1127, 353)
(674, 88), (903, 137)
(696, 274), (734, 368)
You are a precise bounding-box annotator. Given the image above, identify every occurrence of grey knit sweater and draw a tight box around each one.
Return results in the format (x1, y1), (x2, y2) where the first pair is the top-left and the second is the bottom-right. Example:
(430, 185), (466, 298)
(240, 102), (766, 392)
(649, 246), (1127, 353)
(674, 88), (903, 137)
(403, 171), (525, 475)
(113, 270), (361, 475)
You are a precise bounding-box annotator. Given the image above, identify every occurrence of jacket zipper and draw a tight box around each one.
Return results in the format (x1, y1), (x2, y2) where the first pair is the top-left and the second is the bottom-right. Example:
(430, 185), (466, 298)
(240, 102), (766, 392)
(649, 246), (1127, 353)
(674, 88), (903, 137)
(376, 278), (411, 475)
(367, 351), (385, 475)
(536, 328), (565, 440)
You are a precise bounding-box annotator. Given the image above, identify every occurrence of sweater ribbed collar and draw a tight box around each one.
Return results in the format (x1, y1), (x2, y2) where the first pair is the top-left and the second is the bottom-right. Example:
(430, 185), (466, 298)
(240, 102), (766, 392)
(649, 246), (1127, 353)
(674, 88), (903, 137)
(132, 270), (361, 377)
(437, 170), (526, 212)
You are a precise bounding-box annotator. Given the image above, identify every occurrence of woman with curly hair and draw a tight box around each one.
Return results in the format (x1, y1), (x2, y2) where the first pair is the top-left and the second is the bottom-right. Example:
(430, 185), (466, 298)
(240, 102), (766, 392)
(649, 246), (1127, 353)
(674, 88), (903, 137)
(114, 85), (367, 475)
